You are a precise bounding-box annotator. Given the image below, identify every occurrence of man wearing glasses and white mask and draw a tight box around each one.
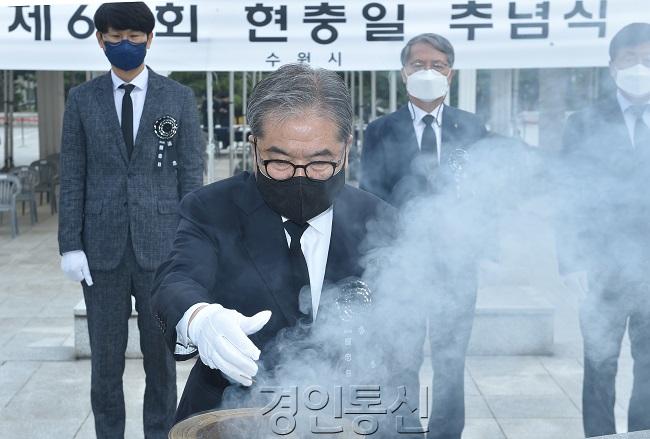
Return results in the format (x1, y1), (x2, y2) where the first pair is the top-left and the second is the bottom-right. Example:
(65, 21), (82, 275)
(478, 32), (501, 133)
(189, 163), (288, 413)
(360, 33), (487, 205)
(150, 64), (422, 431)
(360, 33), (487, 439)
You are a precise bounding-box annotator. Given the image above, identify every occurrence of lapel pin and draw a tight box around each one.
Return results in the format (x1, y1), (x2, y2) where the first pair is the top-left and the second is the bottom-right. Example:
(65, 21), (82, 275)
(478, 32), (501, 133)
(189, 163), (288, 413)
(153, 115), (179, 170)
(154, 115), (178, 140)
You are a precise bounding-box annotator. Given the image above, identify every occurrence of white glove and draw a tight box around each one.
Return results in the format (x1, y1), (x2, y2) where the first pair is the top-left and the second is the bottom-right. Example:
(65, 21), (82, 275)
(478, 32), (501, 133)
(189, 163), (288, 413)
(188, 304), (271, 386)
(60, 250), (94, 286)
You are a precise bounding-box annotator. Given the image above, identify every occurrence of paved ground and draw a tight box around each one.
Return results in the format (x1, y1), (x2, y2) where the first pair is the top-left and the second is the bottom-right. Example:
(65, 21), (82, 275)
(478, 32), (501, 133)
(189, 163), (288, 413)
(0, 169), (636, 439)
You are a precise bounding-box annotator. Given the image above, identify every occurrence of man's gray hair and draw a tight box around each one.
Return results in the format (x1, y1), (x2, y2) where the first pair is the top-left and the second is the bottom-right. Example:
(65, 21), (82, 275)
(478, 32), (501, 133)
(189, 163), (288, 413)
(400, 33), (455, 67)
(247, 63), (352, 142)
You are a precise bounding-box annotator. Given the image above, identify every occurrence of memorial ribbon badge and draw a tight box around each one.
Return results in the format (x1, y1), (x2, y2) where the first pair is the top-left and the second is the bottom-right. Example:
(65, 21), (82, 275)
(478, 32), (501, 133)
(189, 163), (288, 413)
(334, 278), (376, 378)
(153, 115), (179, 169)
(448, 147), (469, 199)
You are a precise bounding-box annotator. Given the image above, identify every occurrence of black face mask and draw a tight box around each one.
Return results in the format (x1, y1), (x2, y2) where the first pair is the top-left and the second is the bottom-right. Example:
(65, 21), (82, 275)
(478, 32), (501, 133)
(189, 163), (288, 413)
(255, 167), (346, 224)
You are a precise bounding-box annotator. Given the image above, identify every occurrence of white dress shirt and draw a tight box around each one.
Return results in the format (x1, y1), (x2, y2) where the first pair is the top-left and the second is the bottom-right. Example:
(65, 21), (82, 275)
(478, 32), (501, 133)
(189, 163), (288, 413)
(409, 101), (445, 164)
(617, 91), (650, 148)
(111, 68), (148, 139)
(174, 207), (334, 355)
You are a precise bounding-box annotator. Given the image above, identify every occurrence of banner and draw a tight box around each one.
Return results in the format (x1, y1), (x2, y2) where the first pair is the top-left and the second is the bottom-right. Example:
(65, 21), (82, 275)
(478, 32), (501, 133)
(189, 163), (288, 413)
(0, 0), (647, 71)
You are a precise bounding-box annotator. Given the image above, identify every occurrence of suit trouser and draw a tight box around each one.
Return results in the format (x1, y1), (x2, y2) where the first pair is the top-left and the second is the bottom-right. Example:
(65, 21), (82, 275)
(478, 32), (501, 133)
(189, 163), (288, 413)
(82, 235), (177, 439)
(581, 281), (650, 437)
(427, 284), (477, 439)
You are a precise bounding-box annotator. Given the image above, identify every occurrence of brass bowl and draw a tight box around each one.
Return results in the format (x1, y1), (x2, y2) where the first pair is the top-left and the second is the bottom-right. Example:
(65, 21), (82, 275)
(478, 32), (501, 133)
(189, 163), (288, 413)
(169, 407), (364, 438)
(169, 408), (265, 439)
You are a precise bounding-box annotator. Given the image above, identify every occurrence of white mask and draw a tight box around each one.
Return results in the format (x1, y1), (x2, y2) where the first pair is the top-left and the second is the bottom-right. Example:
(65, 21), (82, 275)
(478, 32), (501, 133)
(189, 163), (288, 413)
(406, 69), (449, 102)
(615, 64), (650, 98)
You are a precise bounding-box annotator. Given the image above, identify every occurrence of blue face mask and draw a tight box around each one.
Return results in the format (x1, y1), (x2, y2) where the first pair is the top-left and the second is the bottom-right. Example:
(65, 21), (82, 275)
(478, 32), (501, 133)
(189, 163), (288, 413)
(103, 39), (147, 71)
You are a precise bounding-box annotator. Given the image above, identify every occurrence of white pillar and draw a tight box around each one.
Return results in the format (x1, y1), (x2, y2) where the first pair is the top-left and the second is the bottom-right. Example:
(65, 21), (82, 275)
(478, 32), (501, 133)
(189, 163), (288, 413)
(228, 71), (235, 175)
(206, 71), (215, 183)
(457, 69), (477, 114)
(389, 71), (397, 113)
(489, 69), (513, 136)
(539, 69), (569, 150)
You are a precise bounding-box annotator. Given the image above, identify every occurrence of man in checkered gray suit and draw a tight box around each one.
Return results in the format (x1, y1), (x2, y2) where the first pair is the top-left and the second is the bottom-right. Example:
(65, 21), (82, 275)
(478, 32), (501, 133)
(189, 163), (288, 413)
(57, 3), (204, 438)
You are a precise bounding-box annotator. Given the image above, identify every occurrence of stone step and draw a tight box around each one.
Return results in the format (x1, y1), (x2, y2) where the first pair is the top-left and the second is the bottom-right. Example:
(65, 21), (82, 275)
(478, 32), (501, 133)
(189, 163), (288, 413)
(74, 297), (143, 359)
(467, 286), (554, 355)
(594, 432), (650, 439)
(420, 286), (554, 357)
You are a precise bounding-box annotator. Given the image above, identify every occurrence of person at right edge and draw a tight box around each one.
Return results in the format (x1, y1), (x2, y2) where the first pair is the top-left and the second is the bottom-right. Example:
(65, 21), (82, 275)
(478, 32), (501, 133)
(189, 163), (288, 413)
(360, 33), (486, 439)
(562, 23), (650, 437)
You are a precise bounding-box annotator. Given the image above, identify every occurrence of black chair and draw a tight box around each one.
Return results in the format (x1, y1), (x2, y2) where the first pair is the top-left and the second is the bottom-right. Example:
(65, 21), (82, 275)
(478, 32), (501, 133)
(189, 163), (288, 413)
(30, 159), (57, 214)
(46, 153), (60, 187)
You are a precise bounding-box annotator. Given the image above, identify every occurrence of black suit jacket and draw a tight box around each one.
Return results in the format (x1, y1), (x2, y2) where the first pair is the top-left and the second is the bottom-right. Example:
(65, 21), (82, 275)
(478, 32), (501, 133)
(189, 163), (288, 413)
(151, 171), (407, 420)
(562, 94), (636, 154)
(360, 104), (487, 205)
(560, 94), (650, 280)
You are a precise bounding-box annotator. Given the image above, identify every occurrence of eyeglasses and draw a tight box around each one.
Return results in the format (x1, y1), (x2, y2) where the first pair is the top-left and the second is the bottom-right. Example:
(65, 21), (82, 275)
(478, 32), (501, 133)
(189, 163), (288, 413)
(254, 142), (346, 181)
(614, 55), (650, 70)
(407, 61), (451, 74)
(102, 32), (148, 44)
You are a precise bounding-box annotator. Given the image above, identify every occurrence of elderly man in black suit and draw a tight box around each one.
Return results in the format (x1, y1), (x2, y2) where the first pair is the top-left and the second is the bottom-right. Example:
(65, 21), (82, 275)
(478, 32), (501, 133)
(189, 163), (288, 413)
(562, 23), (650, 437)
(57, 3), (204, 438)
(360, 33), (487, 439)
(151, 64), (424, 437)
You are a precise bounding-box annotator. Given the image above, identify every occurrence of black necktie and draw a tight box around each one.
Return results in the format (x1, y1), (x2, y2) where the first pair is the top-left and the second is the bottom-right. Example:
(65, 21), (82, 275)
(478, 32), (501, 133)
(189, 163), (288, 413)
(119, 83), (136, 158)
(630, 104), (650, 149)
(421, 114), (438, 160)
(283, 220), (312, 321)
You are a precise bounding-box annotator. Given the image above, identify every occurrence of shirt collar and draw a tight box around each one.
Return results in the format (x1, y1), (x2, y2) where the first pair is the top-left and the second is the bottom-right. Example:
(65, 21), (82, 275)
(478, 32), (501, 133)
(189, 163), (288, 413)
(282, 206), (333, 236)
(617, 89), (650, 114)
(111, 67), (149, 92)
(409, 100), (445, 125)
(617, 90), (633, 114)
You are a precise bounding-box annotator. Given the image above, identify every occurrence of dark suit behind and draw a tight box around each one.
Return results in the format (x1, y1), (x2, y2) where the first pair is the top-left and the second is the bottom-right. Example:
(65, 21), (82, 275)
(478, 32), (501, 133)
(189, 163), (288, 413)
(151, 172), (423, 434)
(561, 95), (650, 437)
(360, 103), (486, 439)
(360, 104), (487, 205)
